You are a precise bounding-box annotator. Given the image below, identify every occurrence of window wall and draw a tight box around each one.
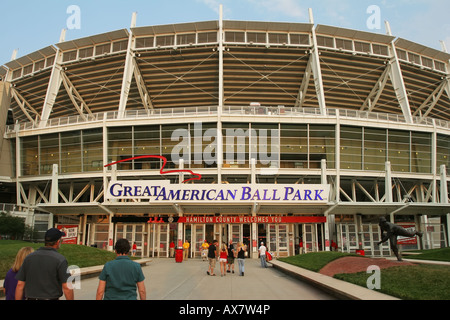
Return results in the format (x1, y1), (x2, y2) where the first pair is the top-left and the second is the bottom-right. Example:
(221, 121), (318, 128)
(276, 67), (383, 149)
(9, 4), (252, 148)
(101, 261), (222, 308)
(18, 123), (445, 176)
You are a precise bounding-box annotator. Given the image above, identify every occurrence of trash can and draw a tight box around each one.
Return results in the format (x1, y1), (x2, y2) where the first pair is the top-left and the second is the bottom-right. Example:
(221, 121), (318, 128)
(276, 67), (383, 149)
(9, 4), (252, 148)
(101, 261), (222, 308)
(175, 248), (183, 263)
(356, 249), (365, 256)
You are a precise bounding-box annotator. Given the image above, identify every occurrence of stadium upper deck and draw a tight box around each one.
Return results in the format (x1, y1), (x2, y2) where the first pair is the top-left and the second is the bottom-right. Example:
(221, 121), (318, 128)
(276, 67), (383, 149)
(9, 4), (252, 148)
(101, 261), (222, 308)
(1, 19), (449, 129)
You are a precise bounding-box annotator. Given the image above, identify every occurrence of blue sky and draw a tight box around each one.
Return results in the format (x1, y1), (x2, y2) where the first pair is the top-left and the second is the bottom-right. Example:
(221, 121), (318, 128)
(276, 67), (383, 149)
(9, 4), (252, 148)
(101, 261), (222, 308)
(1, 0), (449, 65)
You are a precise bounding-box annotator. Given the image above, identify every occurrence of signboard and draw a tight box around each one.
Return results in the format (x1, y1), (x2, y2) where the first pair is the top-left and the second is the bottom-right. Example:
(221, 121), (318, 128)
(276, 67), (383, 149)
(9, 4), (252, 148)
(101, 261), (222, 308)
(57, 225), (78, 244)
(112, 215), (326, 224)
(397, 225), (418, 245)
(178, 216), (326, 224)
(105, 180), (330, 204)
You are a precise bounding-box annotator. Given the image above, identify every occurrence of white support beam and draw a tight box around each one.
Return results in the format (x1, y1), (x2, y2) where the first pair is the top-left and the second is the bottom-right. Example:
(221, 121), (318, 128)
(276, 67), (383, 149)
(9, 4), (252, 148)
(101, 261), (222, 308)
(133, 63), (154, 112)
(11, 87), (40, 124)
(118, 12), (137, 119)
(360, 64), (391, 112)
(309, 9), (327, 115)
(40, 49), (63, 128)
(60, 71), (94, 120)
(385, 161), (393, 202)
(294, 55), (312, 108)
(413, 80), (447, 119)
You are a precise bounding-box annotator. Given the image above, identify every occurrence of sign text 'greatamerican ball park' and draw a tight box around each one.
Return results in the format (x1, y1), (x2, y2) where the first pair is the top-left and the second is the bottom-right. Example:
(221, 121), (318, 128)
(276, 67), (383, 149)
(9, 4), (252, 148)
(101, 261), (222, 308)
(106, 181), (330, 203)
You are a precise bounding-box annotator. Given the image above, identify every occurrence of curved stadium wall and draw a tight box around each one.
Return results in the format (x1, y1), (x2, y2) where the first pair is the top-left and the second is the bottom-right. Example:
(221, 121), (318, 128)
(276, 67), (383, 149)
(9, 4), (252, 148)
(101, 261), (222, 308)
(0, 19), (449, 256)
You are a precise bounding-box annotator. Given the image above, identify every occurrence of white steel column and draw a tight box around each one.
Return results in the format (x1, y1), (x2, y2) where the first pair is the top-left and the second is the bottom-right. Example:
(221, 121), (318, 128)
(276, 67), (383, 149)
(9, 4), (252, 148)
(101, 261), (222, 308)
(309, 9), (327, 116)
(118, 12), (137, 119)
(441, 165), (450, 247)
(217, 4), (224, 184)
(385, 161), (393, 203)
(385, 22), (413, 124)
(40, 48), (63, 128)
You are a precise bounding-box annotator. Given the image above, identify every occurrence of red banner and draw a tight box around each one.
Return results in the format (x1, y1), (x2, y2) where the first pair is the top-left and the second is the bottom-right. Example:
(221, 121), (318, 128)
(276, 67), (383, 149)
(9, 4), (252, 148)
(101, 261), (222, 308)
(178, 216), (326, 224)
(57, 225), (78, 244)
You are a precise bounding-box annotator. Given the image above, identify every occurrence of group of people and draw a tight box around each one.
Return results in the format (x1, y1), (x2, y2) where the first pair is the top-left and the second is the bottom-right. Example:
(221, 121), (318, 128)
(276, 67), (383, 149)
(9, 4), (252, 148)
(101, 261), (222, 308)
(3, 228), (146, 300)
(204, 240), (247, 277)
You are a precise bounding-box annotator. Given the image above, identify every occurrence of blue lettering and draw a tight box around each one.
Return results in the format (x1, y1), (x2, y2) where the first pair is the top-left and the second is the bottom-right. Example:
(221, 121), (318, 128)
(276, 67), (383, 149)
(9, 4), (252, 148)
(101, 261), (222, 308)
(191, 189), (200, 200)
(142, 186), (151, 197)
(110, 183), (123, 197)
(155, 187), (167, 200)
(292, 190), (302, 201)
(168, 189), (181, 201)
(227, 190), (237, 200)
(182, 189), (190, 201)
(251, 189), (261, 201)
(124, 186), (132, 197)
(262, 189), (271, 201)
(206, 189), (216, 200)
(284, 187), (294, 200)
(241, 187), (252, 200)
(272, 189), (281, 200)
(314, 189), (324, 201)
(304, 189), (313, 200)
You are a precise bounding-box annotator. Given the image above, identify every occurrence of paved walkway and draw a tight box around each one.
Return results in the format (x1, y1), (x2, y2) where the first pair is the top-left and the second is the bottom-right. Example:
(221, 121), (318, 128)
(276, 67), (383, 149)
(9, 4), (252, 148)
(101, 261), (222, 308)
(66, 258), (336, 300)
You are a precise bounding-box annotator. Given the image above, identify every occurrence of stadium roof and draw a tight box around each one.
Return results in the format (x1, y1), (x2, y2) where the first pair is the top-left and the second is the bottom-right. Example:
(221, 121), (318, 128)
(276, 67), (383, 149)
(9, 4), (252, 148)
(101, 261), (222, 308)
(1, 20), (449, 125)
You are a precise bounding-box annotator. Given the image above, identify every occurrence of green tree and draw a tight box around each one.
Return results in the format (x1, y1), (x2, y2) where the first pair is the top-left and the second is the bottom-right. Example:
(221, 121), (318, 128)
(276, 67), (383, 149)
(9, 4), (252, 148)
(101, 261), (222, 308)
(0, 212), (26, 239)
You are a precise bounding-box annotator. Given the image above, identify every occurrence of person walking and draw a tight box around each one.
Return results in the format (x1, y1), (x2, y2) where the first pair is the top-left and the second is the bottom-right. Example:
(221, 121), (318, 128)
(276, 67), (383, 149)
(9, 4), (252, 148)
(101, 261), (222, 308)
(219, 243), (228, 277)
(258, 242), (268, 268)
(236, 242), (246, 276)
(207, 239), (218, 276)
(96, 238), (146, 300)
(15, 228), (74, 300)
(183, 240), (190, 260)
(3, 246), (34, 300)
(201, 240), (209, 261)
(226, 240), (235, 274)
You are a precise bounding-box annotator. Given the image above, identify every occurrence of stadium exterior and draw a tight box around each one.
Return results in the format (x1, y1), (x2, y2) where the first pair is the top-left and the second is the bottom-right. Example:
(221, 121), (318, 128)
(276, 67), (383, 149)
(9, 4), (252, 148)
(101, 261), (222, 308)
(1, 9), (450, 259)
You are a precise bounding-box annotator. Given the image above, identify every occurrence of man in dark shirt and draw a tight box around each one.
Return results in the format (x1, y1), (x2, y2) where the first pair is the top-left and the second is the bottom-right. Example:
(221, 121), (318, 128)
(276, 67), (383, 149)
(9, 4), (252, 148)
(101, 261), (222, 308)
(207, 240), (218, 276)
(15, 228), (74, 300)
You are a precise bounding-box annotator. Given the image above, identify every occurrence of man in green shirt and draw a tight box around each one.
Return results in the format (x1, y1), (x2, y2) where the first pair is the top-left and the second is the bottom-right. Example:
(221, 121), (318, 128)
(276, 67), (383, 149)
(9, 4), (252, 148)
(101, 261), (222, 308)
(96, 238), (146, 300)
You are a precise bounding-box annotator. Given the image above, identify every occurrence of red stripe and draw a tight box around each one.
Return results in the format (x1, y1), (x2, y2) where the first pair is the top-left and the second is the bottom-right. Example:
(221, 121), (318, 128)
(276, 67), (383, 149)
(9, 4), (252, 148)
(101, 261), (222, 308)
(104, 155), (202, 183)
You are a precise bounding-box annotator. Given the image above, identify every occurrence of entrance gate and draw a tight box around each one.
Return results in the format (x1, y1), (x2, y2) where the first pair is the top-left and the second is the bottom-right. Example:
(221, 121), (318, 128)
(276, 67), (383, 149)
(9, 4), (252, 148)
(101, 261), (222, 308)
(116, 224), (145, 257)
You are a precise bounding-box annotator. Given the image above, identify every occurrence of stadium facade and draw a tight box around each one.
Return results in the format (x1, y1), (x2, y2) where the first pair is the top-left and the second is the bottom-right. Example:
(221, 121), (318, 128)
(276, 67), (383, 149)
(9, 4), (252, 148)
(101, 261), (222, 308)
(1, 8), (449, 258)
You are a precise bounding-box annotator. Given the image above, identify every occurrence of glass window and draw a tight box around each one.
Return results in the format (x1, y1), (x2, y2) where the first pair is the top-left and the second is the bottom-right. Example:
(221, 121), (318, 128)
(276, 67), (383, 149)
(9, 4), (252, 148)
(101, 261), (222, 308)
(225, 31), (245, 43)
(309, 125), (335, 169)
(372, 44), (388, 56)
(112, 40), (128, 52)
(316, 36), (334, 48)
(95, 43), (111, 56)
(78, 47), (93, 59)
(83, 128), (103, 172)
(289, 34), (309, 45)
(280, 124), (307, 169)
(247, 32), (266, 44)
(268, 33), (288, 44)
(411, 132), (431, 173)
(156, 35), (175, 47)
(21, 136), (39, 176)
(40, 133), (59, 175)
(198, 32), (217, 43)
(437, 134), (450, 175)
(134, 125), (161, 170)
(63, 50), (77, 62)
(223, 123), (249, 168)
(251, 123), (279, 169)
(340, 126), (362, 170)
(388, 129), (410, 172)
(177, 33), (196, 46)
(336, 38), (353, 51)
(61, 131), (81, 173)
(354, 41), (371, 53)
(136, 37), (154, 49)
(162, 124), (188, 169)
(364, 128), (386, 171)
(108, 127), (133, 170)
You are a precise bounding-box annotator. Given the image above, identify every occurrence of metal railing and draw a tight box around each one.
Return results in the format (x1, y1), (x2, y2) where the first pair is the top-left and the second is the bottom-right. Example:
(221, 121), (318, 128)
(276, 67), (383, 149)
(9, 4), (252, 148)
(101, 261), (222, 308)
(6, 105), (450, 134)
